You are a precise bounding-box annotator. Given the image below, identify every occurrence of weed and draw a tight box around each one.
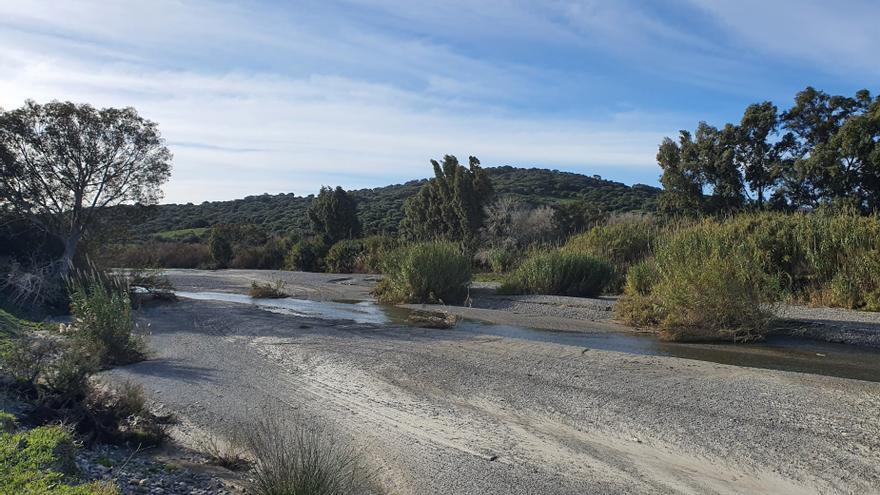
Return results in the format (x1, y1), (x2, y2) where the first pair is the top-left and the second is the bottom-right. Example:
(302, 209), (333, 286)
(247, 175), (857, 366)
(500, 251), (613, 298)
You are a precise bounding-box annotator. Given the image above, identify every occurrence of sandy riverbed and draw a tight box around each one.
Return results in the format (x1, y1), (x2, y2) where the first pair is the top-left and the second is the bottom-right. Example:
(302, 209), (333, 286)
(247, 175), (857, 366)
(104, 269), (880, 494)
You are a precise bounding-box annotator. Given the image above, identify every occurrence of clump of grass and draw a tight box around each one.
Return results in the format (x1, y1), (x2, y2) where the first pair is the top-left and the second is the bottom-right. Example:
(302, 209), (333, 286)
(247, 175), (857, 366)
(241, 415), (376, 495)
(0, 421), (121, 494)
(373, 242), (471, 304)
(68, 281), (144, 367)
(563, 215), (662, 292)
(617, 222), (779, 342)
(249, 280), (289, 299)
(200, 433), (250, 471)
(500, 251), (613, 298)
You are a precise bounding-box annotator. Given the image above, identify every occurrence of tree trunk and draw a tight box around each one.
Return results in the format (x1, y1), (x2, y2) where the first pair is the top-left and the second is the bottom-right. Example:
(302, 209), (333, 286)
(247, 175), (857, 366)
(58, 230), (82, 278)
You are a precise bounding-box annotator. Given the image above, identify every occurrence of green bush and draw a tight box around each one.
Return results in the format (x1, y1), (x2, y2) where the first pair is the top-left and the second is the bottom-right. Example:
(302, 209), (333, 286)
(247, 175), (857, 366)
(357, 235), (398, 274)
(487, 246), (519, 274)
(374, 242), (471, 304)
(69, 282), (143, 366)
(624, 259), (659, 297)
(284, 238), (328, 272)
(325, 239), (365, 273)
(563, 216), (662, 292)
(621, 222), (780, 342)
(827, 250), (880, 311)
(500, 251), (613, 298)
(0, 423), (119, 494)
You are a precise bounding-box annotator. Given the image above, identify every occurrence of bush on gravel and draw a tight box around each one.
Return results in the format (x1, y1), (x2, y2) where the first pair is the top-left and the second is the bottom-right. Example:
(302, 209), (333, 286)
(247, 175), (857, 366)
(242, 414), (376, 495)
(325, 239), (365, 274)
(249, 280), (289, 299)
(285, 238), (329, 273)
(373, 242), (471, 304)
(69, 281), (144, 367)
(617, 221), (779, 342)
(500, 251), (613, 298)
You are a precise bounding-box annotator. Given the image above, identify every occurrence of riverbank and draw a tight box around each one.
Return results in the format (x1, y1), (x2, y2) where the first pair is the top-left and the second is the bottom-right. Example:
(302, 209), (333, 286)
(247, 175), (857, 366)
(104, 294), (880, 494)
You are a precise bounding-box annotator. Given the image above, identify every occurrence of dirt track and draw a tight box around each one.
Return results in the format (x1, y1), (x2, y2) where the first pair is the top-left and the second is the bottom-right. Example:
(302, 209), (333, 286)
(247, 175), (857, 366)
(105, 270), (880, 494)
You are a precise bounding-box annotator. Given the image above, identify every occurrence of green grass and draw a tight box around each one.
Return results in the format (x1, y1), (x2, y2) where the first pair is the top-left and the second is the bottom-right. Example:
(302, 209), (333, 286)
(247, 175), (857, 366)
(0, 420), (120, 494)
(500, 251), (613, 298)
(374, 242), (471, 304)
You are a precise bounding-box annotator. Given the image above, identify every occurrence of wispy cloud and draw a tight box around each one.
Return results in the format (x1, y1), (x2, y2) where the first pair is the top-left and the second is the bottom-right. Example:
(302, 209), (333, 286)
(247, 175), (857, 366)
(0, 0), (875, 203)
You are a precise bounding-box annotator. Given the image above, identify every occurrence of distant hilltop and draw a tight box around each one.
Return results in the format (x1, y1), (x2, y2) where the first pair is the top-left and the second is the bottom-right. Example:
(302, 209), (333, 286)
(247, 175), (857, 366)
(130, 166), (660, 238)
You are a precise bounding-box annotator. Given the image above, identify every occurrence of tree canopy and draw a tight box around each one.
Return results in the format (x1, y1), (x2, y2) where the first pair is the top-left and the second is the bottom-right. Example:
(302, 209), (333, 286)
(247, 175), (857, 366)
(0, 100), (172, 272)
(658, 86), (880, 215)
(400, 155), (494, 244)
(307, 186), (361, 244)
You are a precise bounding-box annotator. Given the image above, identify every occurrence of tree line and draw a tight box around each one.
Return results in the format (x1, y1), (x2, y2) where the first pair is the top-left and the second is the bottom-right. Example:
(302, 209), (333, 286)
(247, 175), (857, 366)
(658, 86), (880, 215)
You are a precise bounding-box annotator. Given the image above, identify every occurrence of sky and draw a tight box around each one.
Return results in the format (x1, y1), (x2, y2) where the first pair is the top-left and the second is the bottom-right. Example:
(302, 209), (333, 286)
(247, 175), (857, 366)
(0, 0), (878, 204)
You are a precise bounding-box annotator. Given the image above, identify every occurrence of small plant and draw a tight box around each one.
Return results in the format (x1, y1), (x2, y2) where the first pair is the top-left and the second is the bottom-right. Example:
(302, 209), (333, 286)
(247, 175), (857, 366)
(240, 414), (375, 495)
(68, 281), (144, 366)
(500, 251), (613, 298)
(373, 242), (471, 304)
(201, 434), (250, 471)
(249, 280), (289, 299)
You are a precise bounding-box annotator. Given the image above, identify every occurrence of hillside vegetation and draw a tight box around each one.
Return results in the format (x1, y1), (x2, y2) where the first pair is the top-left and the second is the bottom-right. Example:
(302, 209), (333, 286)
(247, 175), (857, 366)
(128, 167), (659, 239)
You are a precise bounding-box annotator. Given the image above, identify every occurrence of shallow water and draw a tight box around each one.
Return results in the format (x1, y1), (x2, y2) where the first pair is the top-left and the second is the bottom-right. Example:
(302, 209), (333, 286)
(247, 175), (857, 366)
(177, 291), (880, 382)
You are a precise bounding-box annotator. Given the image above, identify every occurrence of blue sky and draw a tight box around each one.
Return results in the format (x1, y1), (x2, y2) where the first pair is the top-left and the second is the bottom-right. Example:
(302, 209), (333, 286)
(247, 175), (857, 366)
(1, 0), (877, 203)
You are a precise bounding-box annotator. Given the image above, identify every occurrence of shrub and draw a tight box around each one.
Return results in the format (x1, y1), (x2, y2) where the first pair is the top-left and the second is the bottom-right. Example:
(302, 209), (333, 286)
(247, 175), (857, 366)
(373, 242), (471, 304)
(208, 230), (234, 268)
(230, 238), (290, 270)
(241, 415), (374, 495)
(563, 215), (661, 292)
(624, 259), (659, 297)
(826, 250), (880, 311)
(487, 245), (519, 274)
(325, 239), (365, 273)
(285, 239), (328, 272)
(500, 251), (613, 298)
(356, 235), (397, 274)
(249, 280), (289, 299)
(636, 222), (780, 342)
(68, 282), (144, 366)
(99, 242), (212, 269)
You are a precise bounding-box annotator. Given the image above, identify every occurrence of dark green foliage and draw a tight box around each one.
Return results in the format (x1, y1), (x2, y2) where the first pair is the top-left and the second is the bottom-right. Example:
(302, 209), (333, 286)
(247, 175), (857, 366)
(374, 242), (471, 304)
(208, 230), (234, 267)
(121, 167), (660, 240)
(658, 86), (880, 213)
(308, 186), (361, 244)
(400, 155), (494, 244)
(285, 239), (328, 272)
(230, 238), (290, 270)
(500, 251), (613, 298)
(325, 239), (365, 274)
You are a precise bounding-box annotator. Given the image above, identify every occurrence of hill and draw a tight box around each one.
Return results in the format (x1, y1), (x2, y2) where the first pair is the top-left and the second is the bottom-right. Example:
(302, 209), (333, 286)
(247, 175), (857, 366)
(129, 166), (660, 238)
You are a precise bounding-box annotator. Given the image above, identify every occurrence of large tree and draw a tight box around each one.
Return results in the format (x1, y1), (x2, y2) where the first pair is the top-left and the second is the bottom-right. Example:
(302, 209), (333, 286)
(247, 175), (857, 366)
(737, 102), (780, 208)
(307, 186), (361, 244)
(0, 100), (172, 274)
(400, 155), (493, 243)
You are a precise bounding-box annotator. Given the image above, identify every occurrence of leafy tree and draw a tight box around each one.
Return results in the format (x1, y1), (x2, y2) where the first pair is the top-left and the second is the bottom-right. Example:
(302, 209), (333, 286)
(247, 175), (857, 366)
(657, 134), (704, 215)
(0, 100), (171, 274)
(208, 229), (233, 267)
(694, 122), (744, 212)
(737, 102), (780, 208)
(400, 155), (494, 243)
(307, 186), (360, 244)
(777, 87), (871, 207)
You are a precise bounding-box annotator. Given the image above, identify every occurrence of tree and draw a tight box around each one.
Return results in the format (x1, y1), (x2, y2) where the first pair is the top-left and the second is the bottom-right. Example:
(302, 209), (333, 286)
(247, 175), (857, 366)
(307, 186), (360, 244)
(694, 122), (744, 212)
(400, 155), (494, 243)
(0, 100), (172, 274)
(777, 87), (870, 207)
(657, 134), (704, 215)
(737, 102), (780, 208)
(208, 229), (234, 267)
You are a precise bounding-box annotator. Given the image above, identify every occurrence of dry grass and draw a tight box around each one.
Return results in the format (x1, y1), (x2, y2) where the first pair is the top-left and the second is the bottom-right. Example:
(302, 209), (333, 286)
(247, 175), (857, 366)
(249, 280), (289, 299)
